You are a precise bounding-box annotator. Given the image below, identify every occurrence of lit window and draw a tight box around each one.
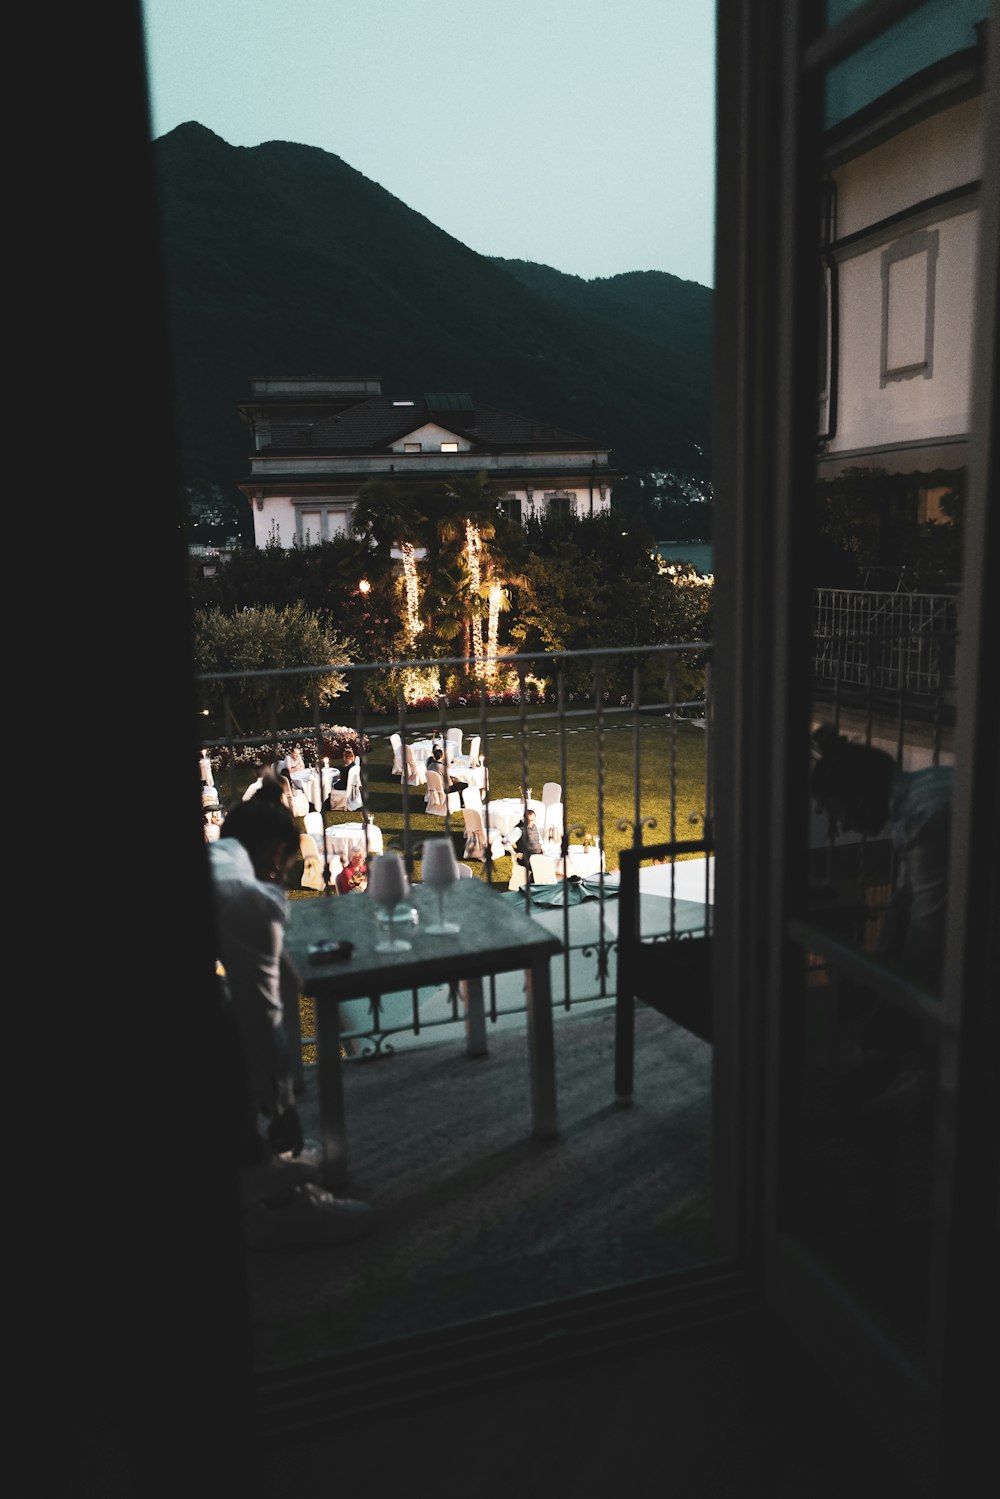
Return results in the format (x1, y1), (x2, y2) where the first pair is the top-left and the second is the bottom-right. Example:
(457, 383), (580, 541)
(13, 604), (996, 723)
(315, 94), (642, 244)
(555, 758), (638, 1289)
(441, 442), (459, 452)
(404, 442), (422, 453)
(392, 400), (415, 406)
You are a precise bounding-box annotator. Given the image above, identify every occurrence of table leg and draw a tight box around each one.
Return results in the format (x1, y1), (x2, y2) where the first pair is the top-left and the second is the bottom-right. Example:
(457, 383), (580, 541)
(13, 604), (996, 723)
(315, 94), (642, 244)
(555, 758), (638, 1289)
(461, 975), (488, 1057)
(314, 996), (350, 1188)
(524, 959), (558, 1138)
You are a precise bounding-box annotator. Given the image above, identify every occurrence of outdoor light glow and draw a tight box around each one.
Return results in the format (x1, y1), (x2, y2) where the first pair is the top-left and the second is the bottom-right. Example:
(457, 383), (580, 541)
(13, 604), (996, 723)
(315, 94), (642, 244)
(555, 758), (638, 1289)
(465, 522), (484, 670)
(358, 577), (371, 594)
(400, 542), (423, 645)
(487, 583), (502, 682)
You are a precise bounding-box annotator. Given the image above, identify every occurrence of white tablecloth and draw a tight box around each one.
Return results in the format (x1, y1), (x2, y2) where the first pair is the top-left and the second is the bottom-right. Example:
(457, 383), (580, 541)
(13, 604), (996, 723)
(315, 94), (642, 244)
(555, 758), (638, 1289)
(450, 764), (488, 793)
(485, 797), (546, 840)
(558, 844), (605, 879)
(325, 822), (384, 862)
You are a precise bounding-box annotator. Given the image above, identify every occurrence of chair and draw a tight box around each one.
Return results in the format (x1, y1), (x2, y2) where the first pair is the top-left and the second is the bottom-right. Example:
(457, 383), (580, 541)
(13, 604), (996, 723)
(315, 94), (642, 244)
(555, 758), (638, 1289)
(389, 733), (403, 777)
(542, 801), (564, 844)
(330, 762), (362, 812)
(529, 853), (560, 885)
(290, 786), (310, 819)
(303, 810), (325, 846)
(425, 768), (462, 818)
(445, 727), (464, 759)
(318, 763), (338, 808)
(462, 805), (504, 861)
(508, 861), (528, 892)
(614, 840), (713, 1105)
(456, 861), (474, 879)
(402, 743), (426, 787)
(298, 833), (326, 892)
(465, 734), (481, 768)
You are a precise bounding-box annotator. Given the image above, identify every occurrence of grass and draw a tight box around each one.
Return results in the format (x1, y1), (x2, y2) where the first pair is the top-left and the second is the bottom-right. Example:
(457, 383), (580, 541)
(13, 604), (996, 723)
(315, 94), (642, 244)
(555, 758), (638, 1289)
(231, 705), (712, 889)
(264, 706), (711, 1061)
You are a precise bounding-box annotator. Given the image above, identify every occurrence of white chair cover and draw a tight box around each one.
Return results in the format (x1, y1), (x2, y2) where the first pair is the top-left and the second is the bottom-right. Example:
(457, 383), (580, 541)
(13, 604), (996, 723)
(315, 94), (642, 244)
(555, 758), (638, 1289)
(530, 853), (560, 885)
(425, 769), (462, 817)
(299, 833), (326, 891)
(389, 733), (403, 776)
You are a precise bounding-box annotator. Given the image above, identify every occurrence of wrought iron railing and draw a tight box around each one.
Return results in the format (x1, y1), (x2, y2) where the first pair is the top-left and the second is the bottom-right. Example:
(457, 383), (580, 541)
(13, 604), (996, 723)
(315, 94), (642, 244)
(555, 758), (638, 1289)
(812, 587), (958, 701)
(197, 643), (715, 1060)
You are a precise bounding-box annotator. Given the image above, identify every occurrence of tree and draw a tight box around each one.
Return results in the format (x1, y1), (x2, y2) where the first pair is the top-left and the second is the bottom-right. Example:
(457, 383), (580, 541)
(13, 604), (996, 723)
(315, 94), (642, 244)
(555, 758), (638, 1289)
(433, 472), (530, 677)
(192, 602), (353, 732)
(351, 478), (441, 650)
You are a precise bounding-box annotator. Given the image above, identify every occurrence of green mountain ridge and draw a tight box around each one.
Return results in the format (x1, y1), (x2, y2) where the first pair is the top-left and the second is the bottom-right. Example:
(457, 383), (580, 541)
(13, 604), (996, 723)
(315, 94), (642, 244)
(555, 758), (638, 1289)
(152, 123), (713, 532)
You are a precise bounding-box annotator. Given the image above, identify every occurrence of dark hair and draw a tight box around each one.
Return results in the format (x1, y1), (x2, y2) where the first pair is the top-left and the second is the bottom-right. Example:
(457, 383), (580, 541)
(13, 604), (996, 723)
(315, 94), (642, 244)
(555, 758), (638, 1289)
(810, 724), (895, 836)
(220, 779), (299, 879)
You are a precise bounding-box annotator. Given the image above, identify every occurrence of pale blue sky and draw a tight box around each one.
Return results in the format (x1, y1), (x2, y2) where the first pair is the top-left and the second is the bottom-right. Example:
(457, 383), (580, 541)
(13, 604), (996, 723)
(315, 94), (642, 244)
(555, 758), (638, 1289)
(140, 0), (716, 286)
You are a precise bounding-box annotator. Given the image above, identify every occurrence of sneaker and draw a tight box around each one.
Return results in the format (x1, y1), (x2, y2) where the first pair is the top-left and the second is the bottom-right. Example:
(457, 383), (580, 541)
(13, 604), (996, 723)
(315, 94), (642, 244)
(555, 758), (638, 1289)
(238, 1150), (318, 1209)
(243, 1183), (376, 1250)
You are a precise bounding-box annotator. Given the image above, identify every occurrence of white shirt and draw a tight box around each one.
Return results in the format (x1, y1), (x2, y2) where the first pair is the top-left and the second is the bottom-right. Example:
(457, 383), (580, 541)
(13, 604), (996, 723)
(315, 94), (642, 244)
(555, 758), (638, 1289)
(207, 839), (295, 1116)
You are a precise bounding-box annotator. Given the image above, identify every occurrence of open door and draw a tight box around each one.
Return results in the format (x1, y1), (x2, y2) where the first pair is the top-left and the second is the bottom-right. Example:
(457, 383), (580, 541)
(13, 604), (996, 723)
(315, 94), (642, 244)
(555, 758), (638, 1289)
(712, 3), (999, 1492)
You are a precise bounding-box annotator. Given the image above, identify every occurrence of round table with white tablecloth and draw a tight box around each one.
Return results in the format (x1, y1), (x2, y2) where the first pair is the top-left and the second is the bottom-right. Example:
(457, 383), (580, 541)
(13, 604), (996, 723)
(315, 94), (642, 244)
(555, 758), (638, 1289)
(449, 763), (488, 794)
(324, 820), (384, 863)
(484, 797), (546, 841)
(556, 843), (606, 879)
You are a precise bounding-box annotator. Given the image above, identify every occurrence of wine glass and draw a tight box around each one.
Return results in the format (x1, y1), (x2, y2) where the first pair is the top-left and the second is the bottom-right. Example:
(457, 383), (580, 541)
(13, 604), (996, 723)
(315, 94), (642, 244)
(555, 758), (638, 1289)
(421, 838), (461, 935)
(368, 851), (413, 953)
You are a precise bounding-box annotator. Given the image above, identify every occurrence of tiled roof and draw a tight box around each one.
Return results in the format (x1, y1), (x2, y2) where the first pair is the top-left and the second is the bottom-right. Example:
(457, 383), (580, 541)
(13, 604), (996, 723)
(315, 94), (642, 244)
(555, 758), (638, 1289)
(260, 394), (607, 454)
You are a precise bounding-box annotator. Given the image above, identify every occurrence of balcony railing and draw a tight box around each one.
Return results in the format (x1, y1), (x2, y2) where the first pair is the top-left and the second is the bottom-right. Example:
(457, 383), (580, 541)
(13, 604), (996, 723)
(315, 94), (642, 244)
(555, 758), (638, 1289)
(812, 587), (958, 705)
(198, 643), (715, 1064)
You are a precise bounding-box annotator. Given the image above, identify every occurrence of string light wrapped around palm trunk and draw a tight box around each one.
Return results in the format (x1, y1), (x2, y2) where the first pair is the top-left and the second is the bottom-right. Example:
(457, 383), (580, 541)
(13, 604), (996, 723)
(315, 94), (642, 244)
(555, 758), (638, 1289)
(487, 583), (503, 683)
(465, 522), (484, 669)
(400, 542), (423, 646)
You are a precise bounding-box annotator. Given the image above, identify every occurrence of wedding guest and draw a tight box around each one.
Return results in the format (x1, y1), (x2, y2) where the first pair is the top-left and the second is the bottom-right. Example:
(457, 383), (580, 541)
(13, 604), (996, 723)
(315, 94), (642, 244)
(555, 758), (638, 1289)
(208, 780), (375, 1247)
(513, 807), (544, 881)
(285, 744), (306, 778)
(336, 846), (368, 894)
(427, 744), (464, 796)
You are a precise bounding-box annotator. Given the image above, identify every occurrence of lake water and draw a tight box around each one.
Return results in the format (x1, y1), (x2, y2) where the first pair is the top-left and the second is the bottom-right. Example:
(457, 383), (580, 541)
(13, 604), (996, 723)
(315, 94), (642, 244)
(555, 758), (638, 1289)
(657, 541), (713, 576)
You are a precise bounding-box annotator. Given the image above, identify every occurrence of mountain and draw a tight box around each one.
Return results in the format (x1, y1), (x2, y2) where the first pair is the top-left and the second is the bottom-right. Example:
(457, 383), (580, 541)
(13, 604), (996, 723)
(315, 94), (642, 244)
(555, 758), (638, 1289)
(151, 123), (713, 531)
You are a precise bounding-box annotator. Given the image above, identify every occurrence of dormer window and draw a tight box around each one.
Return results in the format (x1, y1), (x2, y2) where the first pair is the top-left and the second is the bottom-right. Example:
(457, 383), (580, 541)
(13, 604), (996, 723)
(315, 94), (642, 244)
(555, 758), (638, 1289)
(404, 442), (422, 452)
(440, 442), (459, 453)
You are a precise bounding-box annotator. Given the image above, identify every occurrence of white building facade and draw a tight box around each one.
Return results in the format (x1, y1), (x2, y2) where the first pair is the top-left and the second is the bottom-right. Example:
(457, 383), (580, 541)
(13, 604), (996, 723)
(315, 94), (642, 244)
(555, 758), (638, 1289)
(816, 27), (986, 527)
(236, 379), (616, 550)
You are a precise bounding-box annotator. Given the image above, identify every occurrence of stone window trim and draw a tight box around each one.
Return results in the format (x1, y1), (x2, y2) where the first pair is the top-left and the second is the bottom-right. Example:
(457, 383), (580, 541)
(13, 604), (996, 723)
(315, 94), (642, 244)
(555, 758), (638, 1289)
(291, 501), (351, 545)
(880, 228), (938, 387)
(545, 490), (577, 516)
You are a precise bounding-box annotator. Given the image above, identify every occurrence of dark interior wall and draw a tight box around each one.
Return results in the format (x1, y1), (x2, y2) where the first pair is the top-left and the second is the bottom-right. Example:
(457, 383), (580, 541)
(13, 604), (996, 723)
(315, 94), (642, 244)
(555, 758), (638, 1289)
(57, 6), (263, 1494)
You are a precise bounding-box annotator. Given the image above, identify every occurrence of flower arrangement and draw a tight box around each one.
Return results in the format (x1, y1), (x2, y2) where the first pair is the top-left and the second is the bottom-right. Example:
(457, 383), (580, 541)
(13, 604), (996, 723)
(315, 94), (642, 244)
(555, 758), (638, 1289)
(210, 724), (371, 771)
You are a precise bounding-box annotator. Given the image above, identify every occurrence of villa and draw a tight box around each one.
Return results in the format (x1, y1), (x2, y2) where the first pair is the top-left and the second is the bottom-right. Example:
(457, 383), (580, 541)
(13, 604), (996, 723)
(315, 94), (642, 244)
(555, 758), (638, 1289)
(236, 376), (618, 549)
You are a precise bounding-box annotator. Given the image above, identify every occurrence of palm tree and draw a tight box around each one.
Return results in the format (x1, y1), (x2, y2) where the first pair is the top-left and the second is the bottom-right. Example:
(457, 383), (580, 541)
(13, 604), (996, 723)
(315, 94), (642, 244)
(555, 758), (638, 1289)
(434, 472), (527, 680)
(351, 478), (439, 649)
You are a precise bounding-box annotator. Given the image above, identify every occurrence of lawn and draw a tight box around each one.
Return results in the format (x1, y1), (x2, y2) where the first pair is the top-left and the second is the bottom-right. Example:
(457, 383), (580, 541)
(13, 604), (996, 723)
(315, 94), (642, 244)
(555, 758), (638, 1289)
(237, 705), (712, 887)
